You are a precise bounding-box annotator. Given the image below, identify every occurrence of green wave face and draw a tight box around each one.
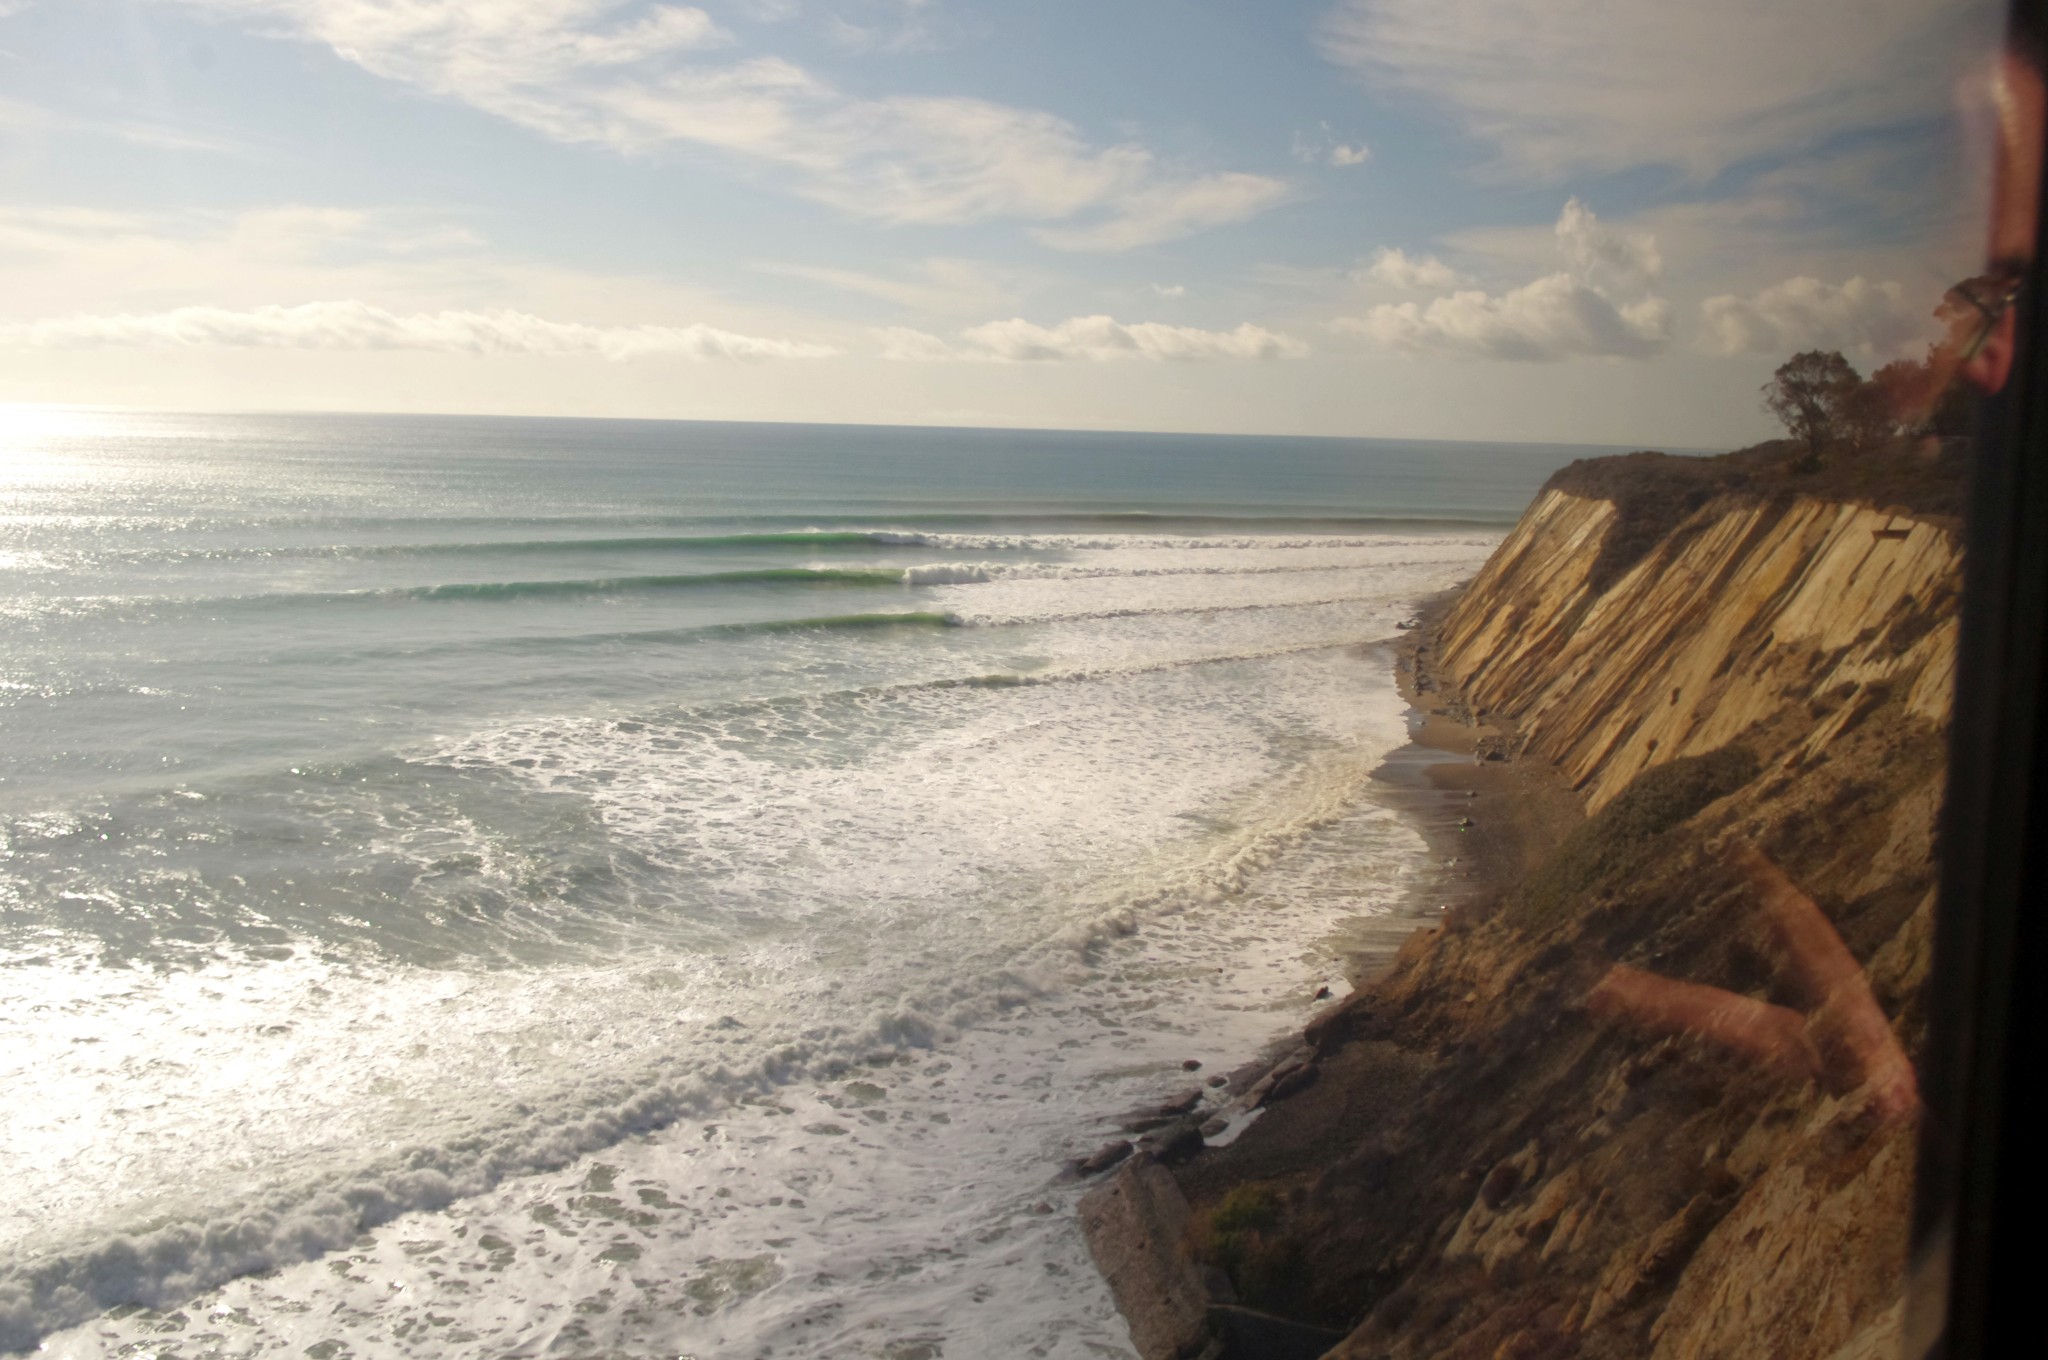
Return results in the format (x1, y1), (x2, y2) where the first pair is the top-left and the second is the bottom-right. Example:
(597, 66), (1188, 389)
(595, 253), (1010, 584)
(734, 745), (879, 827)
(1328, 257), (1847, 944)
(395, 568), (907, 601)
(392, 531), (900, 558)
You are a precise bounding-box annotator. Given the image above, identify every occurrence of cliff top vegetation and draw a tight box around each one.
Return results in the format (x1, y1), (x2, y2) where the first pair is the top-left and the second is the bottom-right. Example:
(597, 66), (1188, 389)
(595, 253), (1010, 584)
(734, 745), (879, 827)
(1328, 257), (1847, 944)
(1547, 434), (1968, 594)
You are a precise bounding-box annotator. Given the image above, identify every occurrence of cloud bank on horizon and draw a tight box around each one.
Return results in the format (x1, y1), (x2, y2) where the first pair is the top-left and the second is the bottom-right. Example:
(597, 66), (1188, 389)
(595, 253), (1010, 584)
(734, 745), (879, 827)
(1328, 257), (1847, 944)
(0, 0), (2003, 444)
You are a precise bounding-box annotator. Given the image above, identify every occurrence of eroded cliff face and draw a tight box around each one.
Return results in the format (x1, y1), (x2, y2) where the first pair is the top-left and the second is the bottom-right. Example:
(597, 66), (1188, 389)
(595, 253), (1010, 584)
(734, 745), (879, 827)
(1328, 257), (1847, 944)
(1140, 464), (1962, 1360)
(1437, 488), (1958, 812)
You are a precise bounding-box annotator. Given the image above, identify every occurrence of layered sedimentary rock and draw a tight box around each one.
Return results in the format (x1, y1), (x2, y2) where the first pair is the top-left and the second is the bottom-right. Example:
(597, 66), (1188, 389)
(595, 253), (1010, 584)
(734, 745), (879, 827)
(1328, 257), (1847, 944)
(1094, 449), (1963, 1360)
(1437, 487), (1958, 812)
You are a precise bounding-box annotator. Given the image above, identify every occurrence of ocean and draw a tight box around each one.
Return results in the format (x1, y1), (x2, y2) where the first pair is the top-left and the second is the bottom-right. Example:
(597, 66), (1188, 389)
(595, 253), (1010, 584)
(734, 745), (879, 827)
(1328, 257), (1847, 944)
(0, 411), (1593, 1358)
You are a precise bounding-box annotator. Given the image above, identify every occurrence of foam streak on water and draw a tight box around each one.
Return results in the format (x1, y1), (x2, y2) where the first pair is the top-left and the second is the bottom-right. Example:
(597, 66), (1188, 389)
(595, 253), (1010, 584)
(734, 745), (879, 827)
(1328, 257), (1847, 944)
(0, 413), (1564, 1358)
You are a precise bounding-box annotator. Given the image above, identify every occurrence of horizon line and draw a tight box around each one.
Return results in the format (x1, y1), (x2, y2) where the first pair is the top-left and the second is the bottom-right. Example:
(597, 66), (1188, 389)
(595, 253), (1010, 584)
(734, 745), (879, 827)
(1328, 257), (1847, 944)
(0, 401), (1721, 454)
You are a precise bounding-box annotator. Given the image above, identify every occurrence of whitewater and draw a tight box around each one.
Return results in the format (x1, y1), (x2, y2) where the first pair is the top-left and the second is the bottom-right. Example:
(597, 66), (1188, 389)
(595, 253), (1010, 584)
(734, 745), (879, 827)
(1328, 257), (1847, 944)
(0, 412), (1589, 1358)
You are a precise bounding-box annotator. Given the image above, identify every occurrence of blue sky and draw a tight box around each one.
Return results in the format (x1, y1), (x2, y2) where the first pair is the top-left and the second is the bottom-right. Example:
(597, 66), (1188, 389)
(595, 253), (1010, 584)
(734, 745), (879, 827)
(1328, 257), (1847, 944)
(0, 0), (2006, 445)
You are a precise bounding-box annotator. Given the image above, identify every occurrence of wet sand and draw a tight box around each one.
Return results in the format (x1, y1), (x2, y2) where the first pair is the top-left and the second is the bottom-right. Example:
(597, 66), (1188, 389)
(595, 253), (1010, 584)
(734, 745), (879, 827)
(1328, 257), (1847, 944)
(1338, 590), (1586, 983)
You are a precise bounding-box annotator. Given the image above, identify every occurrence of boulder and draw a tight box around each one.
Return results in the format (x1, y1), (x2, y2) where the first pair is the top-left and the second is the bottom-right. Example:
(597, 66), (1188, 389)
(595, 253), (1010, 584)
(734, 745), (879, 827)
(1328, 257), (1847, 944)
(1077, 1140), (1134, 1177)
(1139, 1117), (1206, 1166)
(1079, 1158), (1212, 1360)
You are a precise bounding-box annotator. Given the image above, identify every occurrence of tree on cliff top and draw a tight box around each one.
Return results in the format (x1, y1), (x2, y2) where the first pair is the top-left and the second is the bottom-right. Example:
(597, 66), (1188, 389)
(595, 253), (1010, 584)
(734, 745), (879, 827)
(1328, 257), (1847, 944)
(1762, 350), (1863, 459)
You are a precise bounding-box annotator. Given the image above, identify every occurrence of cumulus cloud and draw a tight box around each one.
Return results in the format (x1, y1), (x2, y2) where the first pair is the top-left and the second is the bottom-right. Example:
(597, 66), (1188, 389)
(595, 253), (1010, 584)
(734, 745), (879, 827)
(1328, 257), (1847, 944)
(1358, 247), (1462, 290)
(1337, 277), (1671, 362)
(1334, 199), (1671, 361)
(169, 0), (1287, 248)
(1552, 198), (1660, 294)
(0, 299), (836, 360)
(876, 315), (1308, 362)
(1318, 0), (1974, 179)
(1698, 276), (1930, 359)
(1151, 283), (1186, 298)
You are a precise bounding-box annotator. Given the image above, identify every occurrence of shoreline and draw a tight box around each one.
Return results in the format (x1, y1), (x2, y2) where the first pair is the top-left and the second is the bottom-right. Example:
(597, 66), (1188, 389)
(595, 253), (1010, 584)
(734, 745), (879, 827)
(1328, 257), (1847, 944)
(1336, 588), (1585, 985)
(1078, 580), (1591, 1359)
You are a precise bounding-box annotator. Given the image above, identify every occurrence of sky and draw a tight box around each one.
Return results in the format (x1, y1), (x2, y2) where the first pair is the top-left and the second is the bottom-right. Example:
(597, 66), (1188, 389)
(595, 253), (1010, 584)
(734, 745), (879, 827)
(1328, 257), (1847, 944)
(0, 0), (2009, 447)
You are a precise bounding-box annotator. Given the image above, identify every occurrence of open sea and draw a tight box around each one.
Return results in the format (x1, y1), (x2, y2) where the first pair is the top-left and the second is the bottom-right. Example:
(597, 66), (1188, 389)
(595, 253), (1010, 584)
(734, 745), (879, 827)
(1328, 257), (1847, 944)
(0, 411), (1595, 1359)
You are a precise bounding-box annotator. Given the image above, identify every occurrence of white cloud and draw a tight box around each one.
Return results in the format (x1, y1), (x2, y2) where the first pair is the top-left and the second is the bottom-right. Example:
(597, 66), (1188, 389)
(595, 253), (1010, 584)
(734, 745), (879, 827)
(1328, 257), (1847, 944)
(1358, 247), (1461, 290)
(1327, 143), (1370, 167)
(1336, 278), (1671, 361)
(1318, 0), (1979, 179)
(756, 257), (1019, 314)
(877, 315), (1308, 362)
(872, 324), (960, 361)
(1698, 276), (1930, 359)
(170, 0), (1288, 247)
(1031, 173), (1290, 251)
(0, 300), (836, 359)
(1151, 283), (1186, 298)
(817, 0), (947, 55)
(1552, 198), (1660, 294)
(1334, 199), (1672, 361)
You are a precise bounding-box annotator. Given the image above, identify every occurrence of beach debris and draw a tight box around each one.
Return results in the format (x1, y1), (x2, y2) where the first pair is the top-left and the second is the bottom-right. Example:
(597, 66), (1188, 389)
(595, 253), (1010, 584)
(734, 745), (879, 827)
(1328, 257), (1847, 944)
(1459, 815), (1475, 829)
(1311, 985), (1333, 1001)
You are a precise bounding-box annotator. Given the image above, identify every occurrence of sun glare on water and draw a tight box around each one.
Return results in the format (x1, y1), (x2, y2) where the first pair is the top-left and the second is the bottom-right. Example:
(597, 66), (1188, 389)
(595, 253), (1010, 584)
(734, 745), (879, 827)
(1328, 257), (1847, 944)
(0, 403), (109, 446)
(0, 405), (117, 492)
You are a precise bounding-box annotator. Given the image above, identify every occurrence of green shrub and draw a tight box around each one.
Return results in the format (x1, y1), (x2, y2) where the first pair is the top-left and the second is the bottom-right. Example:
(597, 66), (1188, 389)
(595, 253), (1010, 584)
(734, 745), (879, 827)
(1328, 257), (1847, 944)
(1198, 1183), (1304, 1309)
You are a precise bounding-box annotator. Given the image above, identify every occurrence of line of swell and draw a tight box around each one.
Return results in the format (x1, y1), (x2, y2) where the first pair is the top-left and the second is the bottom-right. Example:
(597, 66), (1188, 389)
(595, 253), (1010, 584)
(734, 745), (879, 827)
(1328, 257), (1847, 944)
(387, 568), (905, 602)
(291, 596), (1383, 672)
(14, 568), (913, 618)
(899, 555), (1469, 585)
(70, 523), (1501, 563)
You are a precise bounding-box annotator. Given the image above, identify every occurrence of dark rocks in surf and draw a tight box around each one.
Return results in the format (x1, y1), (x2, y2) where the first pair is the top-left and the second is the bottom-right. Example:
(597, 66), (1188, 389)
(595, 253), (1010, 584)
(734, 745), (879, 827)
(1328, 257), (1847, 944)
(1076, 1140), (1134, 1177)
(1138, 1118), (1206, 1166)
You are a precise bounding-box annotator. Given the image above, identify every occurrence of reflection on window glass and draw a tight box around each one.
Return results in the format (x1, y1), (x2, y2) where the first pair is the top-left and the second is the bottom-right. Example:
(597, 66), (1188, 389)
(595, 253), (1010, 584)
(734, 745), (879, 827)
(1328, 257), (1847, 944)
(0, 2), (2012, 1358)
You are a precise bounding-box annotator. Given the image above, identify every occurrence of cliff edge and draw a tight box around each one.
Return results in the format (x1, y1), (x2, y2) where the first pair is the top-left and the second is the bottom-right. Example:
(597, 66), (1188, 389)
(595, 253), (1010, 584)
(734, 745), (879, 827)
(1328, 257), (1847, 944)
(1083, 441), (1964, 1360)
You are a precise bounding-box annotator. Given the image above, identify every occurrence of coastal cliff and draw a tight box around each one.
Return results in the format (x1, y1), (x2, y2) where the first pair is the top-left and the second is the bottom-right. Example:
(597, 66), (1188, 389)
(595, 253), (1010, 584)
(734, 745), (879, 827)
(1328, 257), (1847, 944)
(1436, 479), (1957, 811)
(1082, 442), (1966, 1360)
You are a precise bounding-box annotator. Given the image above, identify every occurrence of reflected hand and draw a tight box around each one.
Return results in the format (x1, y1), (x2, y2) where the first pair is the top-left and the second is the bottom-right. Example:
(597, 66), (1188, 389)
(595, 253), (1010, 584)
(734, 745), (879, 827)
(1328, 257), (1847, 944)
(1586, 844), (1919, 1122)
